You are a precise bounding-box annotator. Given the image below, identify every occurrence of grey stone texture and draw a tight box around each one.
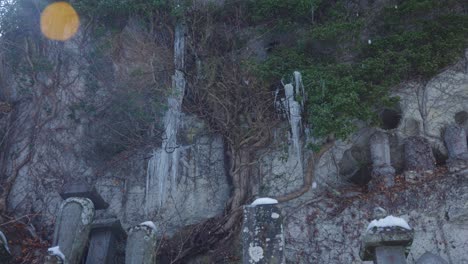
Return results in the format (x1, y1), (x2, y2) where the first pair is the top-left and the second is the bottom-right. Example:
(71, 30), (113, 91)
(44, 255), (64, 264)
(284, 172), (468, 263)
(125, 223), (157, 264)
(416, 252), (448, 264)
(403, 136), (436, 183)
(374, 246), (408, 264)
(242, 204), (285, 264)
(85, 218), (126, 264)
(444, 125), (468, 173)
(360, 225), (414, 262)
(444, 125), (468, 159)
(52, 198), (95, 263)
(404, 136), (436, 172)
(369, 131), (396, 189)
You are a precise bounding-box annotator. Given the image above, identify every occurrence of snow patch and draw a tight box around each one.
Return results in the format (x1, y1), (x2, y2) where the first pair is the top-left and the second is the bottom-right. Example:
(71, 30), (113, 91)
(48, 246), (65, 261)
(140, 221), (157, 232)
(312, 181), (317, 189)
(251, 197), (278, 206)
(367, 215), (411, 231)
(248, 244), (264, 262)
(271, 212), (280, 219)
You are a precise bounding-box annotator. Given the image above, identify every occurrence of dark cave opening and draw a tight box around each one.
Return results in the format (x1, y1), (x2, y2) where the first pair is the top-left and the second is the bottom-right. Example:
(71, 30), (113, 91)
(379, 108), (402, 130)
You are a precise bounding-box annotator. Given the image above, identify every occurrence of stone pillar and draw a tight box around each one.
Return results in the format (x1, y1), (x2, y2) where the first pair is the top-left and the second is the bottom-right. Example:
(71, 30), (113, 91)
(125, 222), (157, 264)
(369, 131), (396, 190)
(0, 230), (12, 262)
(403, 136), (435, 183)
(416, 252), (448, 264)
(360, 216), (414, 264)
(50, 197), (95, 263)
(85, 218), (126, 264)
(242, 202), (285, 264)
(444, 125), (468, 173)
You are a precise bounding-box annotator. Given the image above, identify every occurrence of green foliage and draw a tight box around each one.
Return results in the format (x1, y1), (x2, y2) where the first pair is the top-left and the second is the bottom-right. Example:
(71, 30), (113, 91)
(247, 0), (322, 24)
(74, 0), (171, 19)
(254, 0), (467, 140)
(310, 20), (363, 40)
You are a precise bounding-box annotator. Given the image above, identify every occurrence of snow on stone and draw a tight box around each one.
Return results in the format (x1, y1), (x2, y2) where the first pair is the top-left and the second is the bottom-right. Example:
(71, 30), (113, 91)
(48, 246), (65, 260)
(366, 215), (411, 231)
(251, 197), (278, 206)
(312, 181), (317, 189)
(140, 221), (157, 232)
(271, 212), (280, 219)
(248, 244), (264, 262)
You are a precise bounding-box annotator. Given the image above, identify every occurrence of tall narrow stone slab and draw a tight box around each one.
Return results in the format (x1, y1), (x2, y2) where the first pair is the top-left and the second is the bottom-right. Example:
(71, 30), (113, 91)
(416, 252), (448, 264)
(403, 136), (435, 182)
(85, 218), (126, 264)
(444, 125), (468, 173)
(125, 222), (157, 264)
(51, 197), (95, 263)
(369, 131), (396, 190)
(242, 201), (285, 264)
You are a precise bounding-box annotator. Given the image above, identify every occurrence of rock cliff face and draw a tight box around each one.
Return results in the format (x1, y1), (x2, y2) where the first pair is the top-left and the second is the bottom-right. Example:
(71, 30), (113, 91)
(0, 2), (467, 263)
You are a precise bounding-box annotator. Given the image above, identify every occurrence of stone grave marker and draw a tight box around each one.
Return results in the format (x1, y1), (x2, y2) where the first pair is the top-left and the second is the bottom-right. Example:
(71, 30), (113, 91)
(242, 198), (285, 264)
(125, 221), (157, 264)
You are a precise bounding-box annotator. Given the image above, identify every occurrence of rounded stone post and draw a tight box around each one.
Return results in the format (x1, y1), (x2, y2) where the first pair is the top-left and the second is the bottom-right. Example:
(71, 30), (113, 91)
(403, 136), (436, 182)
(51, 197), (95, 264)
(444, 125), (468, 173)
(242, 198), (285, 264)
(125, 222), (157, 264)
(369, 131), (396, 190)
(416, 252), (448, 264)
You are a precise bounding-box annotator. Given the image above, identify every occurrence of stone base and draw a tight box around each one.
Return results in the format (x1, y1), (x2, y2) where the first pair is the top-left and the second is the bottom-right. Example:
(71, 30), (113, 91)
(369, 166), (396, 191)
(360, 226), (414, 261)
(44, 255), (64, 264)
(447, 158), (468, 174)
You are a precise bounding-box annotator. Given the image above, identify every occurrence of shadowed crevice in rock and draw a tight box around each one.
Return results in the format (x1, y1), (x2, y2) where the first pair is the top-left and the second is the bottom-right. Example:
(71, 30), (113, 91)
(379, 108), (402, 130)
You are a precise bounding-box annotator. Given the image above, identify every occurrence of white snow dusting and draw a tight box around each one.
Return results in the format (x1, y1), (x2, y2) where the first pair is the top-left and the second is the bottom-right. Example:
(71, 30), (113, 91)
(312, 181), (317, 189)
(140, 221), (157, 232)
(248, 245), (264, 262)
(251, 197), (278, 206)
(366, 215), (411, 231)
(48, 246), (65, 260)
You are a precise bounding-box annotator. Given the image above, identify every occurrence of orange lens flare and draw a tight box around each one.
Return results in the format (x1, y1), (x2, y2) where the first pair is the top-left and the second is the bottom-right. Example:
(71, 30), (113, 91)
(40, 2), (80, 41)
